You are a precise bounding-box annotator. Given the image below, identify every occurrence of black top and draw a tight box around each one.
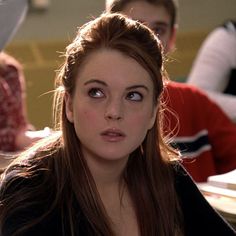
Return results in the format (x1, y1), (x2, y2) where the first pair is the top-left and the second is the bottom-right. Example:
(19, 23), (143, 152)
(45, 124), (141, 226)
(1, 165), (236, 236)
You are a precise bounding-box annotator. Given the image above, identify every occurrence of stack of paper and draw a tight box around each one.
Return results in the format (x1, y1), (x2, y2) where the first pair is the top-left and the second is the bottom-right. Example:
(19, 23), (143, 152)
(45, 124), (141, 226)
(207, 169), (236, 191)
(198, 169), (236, 199)
(197, 169), (236, 224)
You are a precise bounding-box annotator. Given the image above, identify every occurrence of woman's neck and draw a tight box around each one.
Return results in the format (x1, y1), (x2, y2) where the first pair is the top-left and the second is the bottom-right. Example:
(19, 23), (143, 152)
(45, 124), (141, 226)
(84, 153), (140, 236)
(84, 153), (128, 191)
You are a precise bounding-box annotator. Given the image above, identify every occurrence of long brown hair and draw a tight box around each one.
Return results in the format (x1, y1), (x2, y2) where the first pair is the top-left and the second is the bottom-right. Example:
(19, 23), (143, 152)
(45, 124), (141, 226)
(0, 13), (182, 236)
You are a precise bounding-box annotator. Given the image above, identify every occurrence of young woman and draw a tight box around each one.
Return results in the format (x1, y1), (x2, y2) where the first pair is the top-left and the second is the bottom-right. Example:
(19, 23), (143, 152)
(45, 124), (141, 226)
(0, 13), (235, 236)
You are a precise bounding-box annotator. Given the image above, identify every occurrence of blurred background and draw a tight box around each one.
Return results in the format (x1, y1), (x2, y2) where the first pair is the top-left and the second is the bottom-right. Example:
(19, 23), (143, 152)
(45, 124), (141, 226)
(5, 0), (236, 129)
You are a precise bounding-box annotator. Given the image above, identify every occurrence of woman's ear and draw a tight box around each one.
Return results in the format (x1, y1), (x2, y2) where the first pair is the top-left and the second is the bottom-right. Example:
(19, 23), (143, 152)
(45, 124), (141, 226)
(148, 105), (158, 130)
(64, 92), (74, 123)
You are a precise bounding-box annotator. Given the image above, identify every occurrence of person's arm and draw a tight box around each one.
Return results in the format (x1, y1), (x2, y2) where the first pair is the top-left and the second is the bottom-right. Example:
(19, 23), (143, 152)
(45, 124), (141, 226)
(164, 83), (236, 179)
(188, 27), (236, 121)
(203, 92), (236, 174)
(0, 80), (44, 152)
(184, 86), (236, 175)
(0, 79), (18, 151)
(0, 63), (50, 152)
(204, 91), (236, 122)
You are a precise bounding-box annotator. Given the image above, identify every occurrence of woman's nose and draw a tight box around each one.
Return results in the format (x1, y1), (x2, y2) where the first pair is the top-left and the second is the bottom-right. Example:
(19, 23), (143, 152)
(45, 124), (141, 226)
(104, 100), (123, 121)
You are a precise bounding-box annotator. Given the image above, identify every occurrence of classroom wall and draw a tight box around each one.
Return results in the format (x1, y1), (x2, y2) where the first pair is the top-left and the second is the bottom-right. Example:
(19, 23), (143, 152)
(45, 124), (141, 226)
(12, 0), (236, 41)
(5, 0), (236, 129)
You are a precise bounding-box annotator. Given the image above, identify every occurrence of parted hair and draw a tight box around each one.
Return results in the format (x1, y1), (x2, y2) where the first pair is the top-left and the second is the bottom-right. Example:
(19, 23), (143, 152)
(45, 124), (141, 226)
(0, 13), (182, 236)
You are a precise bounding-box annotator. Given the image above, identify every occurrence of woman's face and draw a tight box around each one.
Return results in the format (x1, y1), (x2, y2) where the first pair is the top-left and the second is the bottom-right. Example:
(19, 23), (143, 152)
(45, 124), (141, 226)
(65, 49), (157, 165)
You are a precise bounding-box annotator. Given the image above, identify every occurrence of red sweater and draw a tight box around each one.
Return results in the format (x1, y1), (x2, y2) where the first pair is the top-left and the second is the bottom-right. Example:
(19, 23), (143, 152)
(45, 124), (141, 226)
(164, 82), (236, 182)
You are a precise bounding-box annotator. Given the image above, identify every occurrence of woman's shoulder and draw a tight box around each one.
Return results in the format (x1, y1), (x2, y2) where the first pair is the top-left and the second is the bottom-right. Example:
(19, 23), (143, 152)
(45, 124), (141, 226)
(171, 163), (202, 199)
(0, 152), (61, 235)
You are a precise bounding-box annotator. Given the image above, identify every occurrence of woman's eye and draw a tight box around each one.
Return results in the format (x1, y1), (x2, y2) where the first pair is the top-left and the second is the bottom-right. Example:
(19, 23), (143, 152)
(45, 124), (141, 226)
(127, 92), (143, 101)
(88, 88), (104, 98)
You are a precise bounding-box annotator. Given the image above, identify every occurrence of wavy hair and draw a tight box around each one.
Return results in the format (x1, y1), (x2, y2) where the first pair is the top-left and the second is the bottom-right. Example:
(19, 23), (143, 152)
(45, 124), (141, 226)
(0, 13), (182, 236)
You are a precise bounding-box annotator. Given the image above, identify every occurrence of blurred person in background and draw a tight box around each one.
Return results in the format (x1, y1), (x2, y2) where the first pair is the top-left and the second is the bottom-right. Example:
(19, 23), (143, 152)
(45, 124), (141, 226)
(0, 52), (50, 152)
(188, 20), (236, 122)
(106, 0), (236, 182)
(0, 0), (51, 154)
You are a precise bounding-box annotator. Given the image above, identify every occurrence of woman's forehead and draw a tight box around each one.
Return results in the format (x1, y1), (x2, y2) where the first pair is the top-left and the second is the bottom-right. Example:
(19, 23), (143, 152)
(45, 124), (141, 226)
(74, 49), (154, 89)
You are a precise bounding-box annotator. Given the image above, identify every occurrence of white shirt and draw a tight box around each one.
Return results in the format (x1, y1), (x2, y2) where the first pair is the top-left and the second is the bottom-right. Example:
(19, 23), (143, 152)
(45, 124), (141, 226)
(188, 23), (236, 122)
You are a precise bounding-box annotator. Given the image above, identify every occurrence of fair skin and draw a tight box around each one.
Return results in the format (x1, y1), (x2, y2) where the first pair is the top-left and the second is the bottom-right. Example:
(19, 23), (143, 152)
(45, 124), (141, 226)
(65, 48), (157, 235)
(121, 1), (176, 53)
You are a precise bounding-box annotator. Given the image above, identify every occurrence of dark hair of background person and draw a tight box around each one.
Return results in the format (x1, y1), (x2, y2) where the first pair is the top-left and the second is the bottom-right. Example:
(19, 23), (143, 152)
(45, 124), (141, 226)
(106, 0), (178, 29)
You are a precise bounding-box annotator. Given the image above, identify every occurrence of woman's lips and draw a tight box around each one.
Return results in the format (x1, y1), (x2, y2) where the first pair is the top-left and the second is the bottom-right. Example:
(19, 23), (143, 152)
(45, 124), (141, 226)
(100, 128), (126, 142)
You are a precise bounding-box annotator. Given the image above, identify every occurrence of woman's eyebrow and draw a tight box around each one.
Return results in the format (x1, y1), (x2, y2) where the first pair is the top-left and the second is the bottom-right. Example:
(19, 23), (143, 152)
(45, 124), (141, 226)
(84, 80), (149, 92)
(126, 85), (149, 92)
(84, 79), (107, 86)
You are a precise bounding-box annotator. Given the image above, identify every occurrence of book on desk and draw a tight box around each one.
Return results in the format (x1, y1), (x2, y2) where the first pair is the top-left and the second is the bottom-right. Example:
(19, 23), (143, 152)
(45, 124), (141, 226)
(207, 169), (236, 191)
(198, 169), (236, 198)
(197, 169), (236, 226)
